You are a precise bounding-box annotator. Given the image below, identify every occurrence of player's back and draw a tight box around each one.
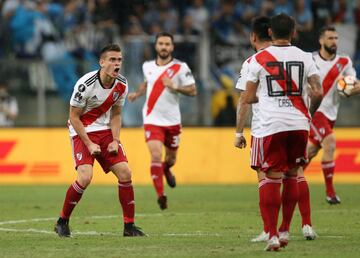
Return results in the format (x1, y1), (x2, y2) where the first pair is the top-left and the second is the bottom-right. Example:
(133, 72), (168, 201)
(247, 45), (318, 137)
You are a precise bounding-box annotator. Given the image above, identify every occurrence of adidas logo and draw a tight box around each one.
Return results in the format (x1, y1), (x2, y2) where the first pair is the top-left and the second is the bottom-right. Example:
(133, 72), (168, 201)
(91, 95), (98, 101)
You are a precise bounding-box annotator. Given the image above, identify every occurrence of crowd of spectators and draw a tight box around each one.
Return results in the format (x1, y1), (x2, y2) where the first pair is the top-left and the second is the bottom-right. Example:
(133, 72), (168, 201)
(1, 0), (360, 125)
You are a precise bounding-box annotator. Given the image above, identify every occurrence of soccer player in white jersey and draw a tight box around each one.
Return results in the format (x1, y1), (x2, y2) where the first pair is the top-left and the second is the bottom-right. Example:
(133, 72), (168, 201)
(234, 16), (272, 243)
(128, 32), (196, 210)
(244, 14), (323, 251)
(54, 44), (145, 237)
(304, 26), (360, 205)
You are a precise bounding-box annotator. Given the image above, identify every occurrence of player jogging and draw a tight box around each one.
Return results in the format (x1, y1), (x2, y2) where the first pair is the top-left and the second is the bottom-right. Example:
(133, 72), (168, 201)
(54, 44), (145, 237)
(305, 25), (360, 204)
(128, 32), (197, 210)
(244, 13), (323, 251)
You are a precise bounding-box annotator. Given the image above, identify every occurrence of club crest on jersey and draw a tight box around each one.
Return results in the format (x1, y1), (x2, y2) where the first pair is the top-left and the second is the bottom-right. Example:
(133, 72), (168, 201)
(167, 68), (174, 77)
(336, 63), (343, 72)
(78, 84), (86, 92)
(76, 152), (82, 161)
(113, 92), (119, 101)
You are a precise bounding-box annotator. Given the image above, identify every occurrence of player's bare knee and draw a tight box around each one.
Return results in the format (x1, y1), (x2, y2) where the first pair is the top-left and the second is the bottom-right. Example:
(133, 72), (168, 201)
(151, 152), (162, 163)
(165, 156), (176, 167)
(77, 173), (92, 187)
(118, 167), (132, 182)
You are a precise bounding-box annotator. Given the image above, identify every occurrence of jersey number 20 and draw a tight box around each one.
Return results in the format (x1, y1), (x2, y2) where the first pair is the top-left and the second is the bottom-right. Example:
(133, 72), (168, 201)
(265, 61), (304, 97)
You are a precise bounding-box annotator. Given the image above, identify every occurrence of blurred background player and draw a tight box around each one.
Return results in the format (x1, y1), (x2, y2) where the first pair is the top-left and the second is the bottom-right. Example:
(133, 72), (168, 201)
(128, 32), (197, 210)
(234, 15), (272, 243)
(55, 44), (145, 237)
(305, 25), (360, 205)
(0, 81), (18, 127)
(244, 13), (323, 251)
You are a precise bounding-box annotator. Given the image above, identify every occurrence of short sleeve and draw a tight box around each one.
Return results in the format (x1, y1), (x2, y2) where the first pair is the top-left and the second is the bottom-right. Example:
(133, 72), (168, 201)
(70, 81), (88, 108)
(178, 63), (195, 86)
(344, 57), (356, 77)
(115, 82), (128, 107)
(307, 54), (319, 77)
(246, 56), (262, 83)
(235, 60), (249, 91)
(142, 62), (147, 83)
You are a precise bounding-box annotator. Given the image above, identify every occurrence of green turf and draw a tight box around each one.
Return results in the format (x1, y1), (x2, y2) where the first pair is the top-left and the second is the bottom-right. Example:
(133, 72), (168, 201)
(0, 184), (359, 258)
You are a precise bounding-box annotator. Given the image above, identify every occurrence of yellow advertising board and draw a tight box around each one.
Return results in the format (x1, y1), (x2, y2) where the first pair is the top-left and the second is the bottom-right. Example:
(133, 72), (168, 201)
(0, 128), (359, 184)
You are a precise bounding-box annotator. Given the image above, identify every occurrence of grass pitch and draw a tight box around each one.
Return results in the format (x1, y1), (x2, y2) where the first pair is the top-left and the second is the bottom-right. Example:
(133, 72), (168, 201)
(0, 184), (359, 258)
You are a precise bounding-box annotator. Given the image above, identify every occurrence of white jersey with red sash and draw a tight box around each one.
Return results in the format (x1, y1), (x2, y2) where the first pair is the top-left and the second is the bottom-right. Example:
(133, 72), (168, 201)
(68, 70), (128, 137)
(142, 59), (195, 126)
(246, 45), (319, 137)
(313, 52), (356, 121)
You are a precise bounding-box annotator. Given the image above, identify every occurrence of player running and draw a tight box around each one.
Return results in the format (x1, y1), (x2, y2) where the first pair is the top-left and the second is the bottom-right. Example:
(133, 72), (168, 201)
(244, 14), (323, 251)
(304, 25), (360, 204)
(54, 44), (145, 238)
(128, 32), (196, 210)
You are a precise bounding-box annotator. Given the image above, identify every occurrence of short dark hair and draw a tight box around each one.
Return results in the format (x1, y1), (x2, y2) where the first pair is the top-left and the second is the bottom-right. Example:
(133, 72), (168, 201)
(319, 25), (336, 37)
(251, 16), (271, 42)
(270, 13), (295, 40)
(100, 44), (121, 58)
(155, 32), (174, 44)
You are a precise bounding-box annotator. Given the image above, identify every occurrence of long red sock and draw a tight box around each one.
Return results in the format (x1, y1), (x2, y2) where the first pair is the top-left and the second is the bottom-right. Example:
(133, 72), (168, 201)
(118, 180), (135, 223)
(60, 181), (86, 219)
(151, 162), (164, 197)
(322, 161), (336, 197)
(258, 179), (269, 233)
(279, 176), (299, 232)
(297, 176), (312, 226)
(262, 177), (282, 238)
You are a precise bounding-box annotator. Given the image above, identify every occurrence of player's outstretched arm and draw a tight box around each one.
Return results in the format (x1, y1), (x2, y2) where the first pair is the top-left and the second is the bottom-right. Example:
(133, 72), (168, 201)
(128, 82), (147, 102)
(307, 74), (323, 115)
(234, 91), (249, 149)
(69, 106), (101, 156)
(108, 105), (121, 154)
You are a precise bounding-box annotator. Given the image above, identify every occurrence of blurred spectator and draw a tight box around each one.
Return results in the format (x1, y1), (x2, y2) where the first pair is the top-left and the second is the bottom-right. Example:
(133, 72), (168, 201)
(143, 0), (179, 34)
(185, 0), (209, 33)
(0, 81), (18, 127)
(294, 0), (313, 32)
(235, 0), (258, 30)
(273, 0), (293, 16)
(312, 0), (333, 29)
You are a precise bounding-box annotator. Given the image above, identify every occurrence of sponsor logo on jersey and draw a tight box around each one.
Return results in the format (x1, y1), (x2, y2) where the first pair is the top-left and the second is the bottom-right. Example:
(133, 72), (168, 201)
(336, 63), (343, 72)
(73, 92), (83, 102)
(167, 68), (174, 77)
(113, 92), (119, 101)
(76, 152), (82, 161)
(78, 84), (86, 92)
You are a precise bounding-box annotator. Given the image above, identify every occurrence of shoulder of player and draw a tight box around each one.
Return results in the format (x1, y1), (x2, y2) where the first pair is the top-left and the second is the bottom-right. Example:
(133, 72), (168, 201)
(77, 70), (99, 87)
(336, 53), (352, 61)
(143, 59), (156, 68)
(173, 58), (189, 68)
(116, 73), (128, 85)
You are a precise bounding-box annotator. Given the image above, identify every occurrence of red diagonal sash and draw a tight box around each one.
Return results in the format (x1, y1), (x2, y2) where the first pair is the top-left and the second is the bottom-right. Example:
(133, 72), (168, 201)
(80, 82), (126, 126)
(255, 50), (310, 120)
(322, 57), (348, 96)
(146, 63), (181, 116)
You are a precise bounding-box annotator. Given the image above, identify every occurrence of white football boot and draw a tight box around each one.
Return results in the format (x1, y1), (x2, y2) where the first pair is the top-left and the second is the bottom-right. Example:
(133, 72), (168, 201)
(251, 231), (269, 242)
(264, 235), (280, 251)
(279, 231), (289, 247)
(302, 224), (317, 240)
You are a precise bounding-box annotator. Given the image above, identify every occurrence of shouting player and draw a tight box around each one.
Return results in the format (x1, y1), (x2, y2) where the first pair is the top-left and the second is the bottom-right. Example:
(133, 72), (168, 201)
(128, 32), (197, 210)
(54, 44), (145, 237)
(244, 14), (323, 251)
(305, 25), (360, 204)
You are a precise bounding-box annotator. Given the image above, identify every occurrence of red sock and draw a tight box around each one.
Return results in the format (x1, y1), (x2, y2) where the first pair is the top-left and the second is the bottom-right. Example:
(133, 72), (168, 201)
(60, 181), (86, 219)
(262, 177), (282, 238)
(151, 162), (164, 197)
(279, 176), (299, 232)
(322, 161), (336, 197)
(118, 180), (135, 223)
(258, 179), (269, 233)
(297, 176), (312, 226)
